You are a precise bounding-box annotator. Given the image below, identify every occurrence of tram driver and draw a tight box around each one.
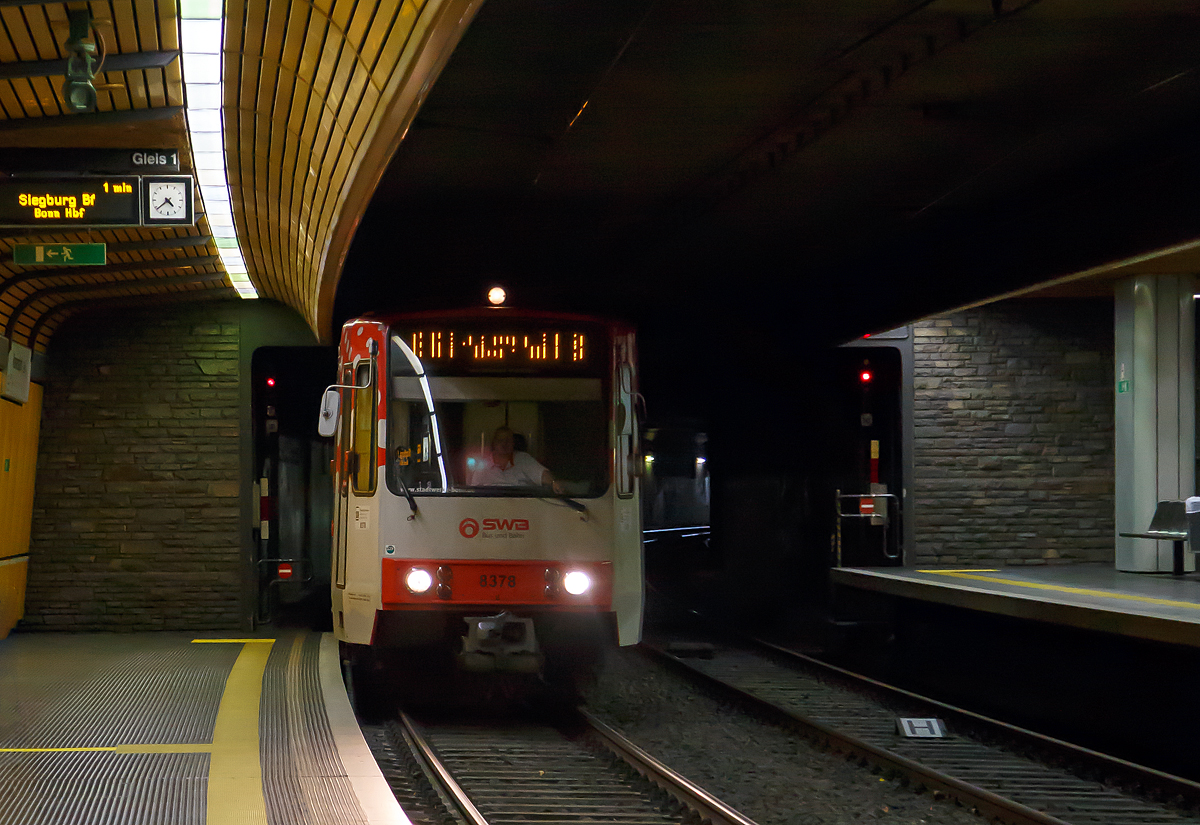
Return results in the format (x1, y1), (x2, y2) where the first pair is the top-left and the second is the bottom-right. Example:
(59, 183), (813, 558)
(471, 426), (563, 493)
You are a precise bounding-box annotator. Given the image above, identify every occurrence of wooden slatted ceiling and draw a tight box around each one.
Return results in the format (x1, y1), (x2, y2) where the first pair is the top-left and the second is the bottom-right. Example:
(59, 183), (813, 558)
(0, 0), (233, 353)
(0, 2), (181, 124)
(0, 0), (480, 352)
(226, 0), (482, 340)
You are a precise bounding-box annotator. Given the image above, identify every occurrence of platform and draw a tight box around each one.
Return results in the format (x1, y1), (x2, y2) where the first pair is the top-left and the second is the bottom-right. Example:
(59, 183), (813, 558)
(831, 564), (1200, 648)
(0, 630), (406, 825)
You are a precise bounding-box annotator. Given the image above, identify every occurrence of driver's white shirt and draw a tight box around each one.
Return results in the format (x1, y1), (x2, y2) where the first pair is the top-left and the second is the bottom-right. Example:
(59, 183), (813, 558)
(471, 451), (547, 486)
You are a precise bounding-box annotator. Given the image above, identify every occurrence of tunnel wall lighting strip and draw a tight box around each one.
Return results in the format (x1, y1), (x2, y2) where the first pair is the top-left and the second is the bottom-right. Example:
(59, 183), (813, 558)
(180, 0), (257, 299)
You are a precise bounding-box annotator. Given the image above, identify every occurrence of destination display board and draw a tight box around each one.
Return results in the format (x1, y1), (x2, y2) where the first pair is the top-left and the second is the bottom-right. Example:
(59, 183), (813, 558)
(0, 177), (140, 227)
(399, 326), (595, 370)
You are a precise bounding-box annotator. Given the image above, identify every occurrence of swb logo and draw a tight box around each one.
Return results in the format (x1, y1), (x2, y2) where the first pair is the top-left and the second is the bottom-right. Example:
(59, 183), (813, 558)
(459, 517), (530, 538)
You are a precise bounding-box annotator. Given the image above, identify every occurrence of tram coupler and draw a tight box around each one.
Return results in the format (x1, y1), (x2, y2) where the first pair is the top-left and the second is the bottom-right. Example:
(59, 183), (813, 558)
(458, 610), (543, 673)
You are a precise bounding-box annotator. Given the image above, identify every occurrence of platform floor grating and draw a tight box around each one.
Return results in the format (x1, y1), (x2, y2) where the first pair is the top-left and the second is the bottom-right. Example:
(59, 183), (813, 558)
(0, 630), (374, 825)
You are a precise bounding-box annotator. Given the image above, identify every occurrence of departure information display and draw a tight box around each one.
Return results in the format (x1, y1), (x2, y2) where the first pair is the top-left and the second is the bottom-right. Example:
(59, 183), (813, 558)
(400, 328), (592, 368)
(0, 177), (141, 227)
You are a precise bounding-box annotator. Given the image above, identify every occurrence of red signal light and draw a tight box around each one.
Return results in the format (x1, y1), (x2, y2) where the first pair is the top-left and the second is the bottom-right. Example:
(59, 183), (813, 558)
(266, 377), (276, 387)
(860, 370), (872, 383)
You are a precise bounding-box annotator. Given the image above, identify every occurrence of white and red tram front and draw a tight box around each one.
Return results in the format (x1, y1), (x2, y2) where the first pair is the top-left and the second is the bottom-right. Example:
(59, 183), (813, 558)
(327, 309), (642, 671)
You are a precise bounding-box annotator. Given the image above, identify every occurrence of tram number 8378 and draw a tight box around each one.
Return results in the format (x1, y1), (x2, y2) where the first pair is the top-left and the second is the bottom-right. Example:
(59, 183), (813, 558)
(482, 574), (518, 588)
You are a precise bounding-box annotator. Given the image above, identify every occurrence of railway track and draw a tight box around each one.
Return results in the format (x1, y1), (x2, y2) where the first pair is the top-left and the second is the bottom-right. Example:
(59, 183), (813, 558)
(645, 635), (1200, 825)
(363, 707), (759, 825)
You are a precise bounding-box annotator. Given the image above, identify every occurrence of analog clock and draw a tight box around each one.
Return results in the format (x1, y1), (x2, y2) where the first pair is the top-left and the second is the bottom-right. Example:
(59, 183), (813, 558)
(148, 180), (187, 220)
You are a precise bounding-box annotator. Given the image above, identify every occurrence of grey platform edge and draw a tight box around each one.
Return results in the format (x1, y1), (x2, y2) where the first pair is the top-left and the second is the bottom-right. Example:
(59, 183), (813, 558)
(830, 567), (1200, 649)
(318, 633), (409, 825)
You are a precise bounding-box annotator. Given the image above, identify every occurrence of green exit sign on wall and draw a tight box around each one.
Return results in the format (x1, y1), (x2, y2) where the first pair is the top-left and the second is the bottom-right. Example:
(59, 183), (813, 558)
(13, 243), (105, 265)
(1117, 380), (1130, 394)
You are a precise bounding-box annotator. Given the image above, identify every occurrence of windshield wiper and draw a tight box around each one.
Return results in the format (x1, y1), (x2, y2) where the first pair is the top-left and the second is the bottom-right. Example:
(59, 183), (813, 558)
(396, 474), (419, 519)
(549, 494), (587, 516)
(461, 485), (588, 516)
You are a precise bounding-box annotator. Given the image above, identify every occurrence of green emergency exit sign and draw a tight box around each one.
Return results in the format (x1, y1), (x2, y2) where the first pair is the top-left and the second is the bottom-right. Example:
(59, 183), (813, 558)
(1117, 380), (1130, 394)
(13, 243), (105, 265)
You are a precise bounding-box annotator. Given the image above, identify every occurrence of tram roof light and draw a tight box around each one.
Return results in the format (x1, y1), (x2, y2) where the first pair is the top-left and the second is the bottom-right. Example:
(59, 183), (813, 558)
(488, 286), (507, 306)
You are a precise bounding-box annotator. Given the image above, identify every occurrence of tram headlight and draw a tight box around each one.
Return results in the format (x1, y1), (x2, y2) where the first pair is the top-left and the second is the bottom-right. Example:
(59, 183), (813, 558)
(405, 567), (434, 594)
(563, 570), (592, 596)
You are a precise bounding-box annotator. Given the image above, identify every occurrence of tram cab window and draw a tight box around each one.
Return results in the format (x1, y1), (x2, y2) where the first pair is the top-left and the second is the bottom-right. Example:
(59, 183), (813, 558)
(386, 339), (607, 497)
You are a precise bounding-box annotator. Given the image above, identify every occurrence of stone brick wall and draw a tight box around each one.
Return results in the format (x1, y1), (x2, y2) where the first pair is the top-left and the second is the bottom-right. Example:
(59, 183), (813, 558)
(912, 300), (1114, 565)
(23, 305), (244, 630)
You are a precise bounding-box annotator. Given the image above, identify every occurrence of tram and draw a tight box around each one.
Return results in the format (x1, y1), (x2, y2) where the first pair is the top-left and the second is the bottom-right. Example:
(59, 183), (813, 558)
(319, 301), (643, 674)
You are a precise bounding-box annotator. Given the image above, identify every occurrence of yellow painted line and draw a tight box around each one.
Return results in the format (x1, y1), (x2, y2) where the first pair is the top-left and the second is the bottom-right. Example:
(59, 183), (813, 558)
(919, 569), (1000, 574)
(2, 638), (276, 825)
(117, 744), (214, 753)
(0, 746), (117, 752)
(928, 571), (1200, 610)
(206, 638), (273, 825)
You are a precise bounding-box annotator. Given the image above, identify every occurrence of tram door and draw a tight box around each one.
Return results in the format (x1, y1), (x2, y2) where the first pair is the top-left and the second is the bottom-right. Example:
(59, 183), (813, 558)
(332, 353), (379, 629)
(332, 361), (355, 600)
(830, 345), (903, 567)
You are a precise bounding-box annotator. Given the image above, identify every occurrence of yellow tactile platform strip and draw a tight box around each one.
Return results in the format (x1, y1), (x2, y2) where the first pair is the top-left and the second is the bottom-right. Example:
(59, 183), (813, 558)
(0, 630), (369, 824)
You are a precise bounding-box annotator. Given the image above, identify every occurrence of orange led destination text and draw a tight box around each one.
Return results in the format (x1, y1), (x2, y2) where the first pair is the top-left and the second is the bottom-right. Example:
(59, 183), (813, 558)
(16, 180), (132, 220)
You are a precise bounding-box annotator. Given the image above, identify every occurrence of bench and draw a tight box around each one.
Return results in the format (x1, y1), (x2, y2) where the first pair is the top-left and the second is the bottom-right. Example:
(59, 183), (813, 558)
(1119, 500), (1189, 575)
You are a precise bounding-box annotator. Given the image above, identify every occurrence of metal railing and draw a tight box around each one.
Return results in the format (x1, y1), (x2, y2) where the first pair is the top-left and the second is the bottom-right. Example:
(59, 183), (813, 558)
(835, 490), (902, 566)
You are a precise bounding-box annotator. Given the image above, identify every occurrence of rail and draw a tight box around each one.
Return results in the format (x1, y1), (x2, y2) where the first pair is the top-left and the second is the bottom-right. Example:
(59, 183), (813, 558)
(377, 707), (760, 825)
(644, 638), (1200, 825)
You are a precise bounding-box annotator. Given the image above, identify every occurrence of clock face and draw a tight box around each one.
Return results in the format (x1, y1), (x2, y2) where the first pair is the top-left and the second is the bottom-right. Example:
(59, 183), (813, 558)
(148, 181), (187, 220)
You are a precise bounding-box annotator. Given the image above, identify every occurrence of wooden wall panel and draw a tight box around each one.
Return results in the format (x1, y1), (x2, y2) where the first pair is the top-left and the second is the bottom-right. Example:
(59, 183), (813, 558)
(0, 381), (43, 604)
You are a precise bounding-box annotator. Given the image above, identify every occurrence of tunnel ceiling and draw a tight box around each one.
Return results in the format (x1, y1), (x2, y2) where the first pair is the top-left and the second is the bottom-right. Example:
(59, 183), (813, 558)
(336, 0), (1200, 346)
(0, 0), (229, 353)
(3, 1), (1199, 361)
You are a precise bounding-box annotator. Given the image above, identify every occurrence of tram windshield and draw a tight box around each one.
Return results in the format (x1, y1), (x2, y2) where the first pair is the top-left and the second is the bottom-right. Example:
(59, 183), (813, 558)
(385, 332), (608, 498)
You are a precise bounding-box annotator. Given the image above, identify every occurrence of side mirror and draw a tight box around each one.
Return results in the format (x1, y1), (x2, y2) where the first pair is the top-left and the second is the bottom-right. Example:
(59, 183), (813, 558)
(317, 388), (340, 437)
